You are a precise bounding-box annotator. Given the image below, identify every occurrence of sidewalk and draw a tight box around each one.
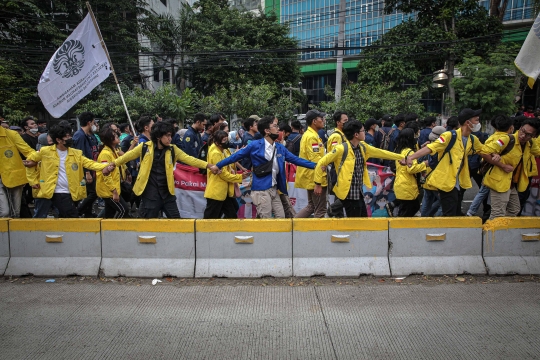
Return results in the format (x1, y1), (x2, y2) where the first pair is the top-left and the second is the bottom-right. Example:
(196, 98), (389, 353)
(0, 279), (538, 359)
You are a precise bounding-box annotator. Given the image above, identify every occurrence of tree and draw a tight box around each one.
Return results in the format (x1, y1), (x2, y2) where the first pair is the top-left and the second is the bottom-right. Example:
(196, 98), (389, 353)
(186, 0), (301, 95)
(451, 45), (520, 120)
(318, 83), (425, 123)
(357, 0), (502, 107)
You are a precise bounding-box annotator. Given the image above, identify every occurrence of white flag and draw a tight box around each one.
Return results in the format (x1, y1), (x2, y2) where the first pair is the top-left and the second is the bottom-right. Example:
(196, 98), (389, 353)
(515, 12), (540, 89)
(38, 13), (111, 118)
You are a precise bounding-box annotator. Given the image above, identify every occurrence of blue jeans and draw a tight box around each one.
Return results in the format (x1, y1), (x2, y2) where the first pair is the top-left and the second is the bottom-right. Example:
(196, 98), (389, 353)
(420, 189), (441, 217)
(468, 184), (489, 216)
(33, 198), (52, 218)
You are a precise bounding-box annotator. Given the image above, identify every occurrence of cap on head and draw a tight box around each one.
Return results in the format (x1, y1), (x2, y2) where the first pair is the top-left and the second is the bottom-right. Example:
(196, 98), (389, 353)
(248, 115), (261, 121)
(428, 126), (446, 141)
(457, 108), (482, 123)
(305, 109), (327, 122)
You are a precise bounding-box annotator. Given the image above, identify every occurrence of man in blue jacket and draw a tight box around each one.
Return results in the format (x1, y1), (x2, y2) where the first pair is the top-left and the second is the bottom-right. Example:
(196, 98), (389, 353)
(181, 113), (206, 158)
(216, 116), (316, 218)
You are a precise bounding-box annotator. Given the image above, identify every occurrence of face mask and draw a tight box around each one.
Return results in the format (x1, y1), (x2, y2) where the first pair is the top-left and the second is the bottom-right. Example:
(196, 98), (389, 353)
(221, 141), (230, 148)
(374, 126), (379, 132)
(64, 139), (74, 148)
(91, 125), (97, 133)
(29, 128), (39, 134)
(471, 123), (481, 132)
(268, 133), (279, 141)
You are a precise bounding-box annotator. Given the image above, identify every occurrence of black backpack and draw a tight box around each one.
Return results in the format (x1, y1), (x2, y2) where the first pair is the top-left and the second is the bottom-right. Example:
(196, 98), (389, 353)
(285, 134), (302, 154)
(379, 128), (395, 150)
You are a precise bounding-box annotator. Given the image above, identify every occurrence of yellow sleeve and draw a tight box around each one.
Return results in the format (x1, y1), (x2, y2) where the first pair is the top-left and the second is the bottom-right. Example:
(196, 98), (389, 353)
(26, 164), (40, 186)
(303, 133), (324, 162)
(326, 133), (340, 153)
(114, 143), (143, 166)
(173, 145), (208, 169)
(81, 156), (108, 172)
(471, 135), (483, 154)
(406, 159), (427, 174)
(26, 150), (43, 162)
(426, 131), (452, 155)
(480, 134), (507, 155)
(530, 138), (540, 157)
(97, 150), (116, 192)
(314, 146), (342, 184)
(365, 145), (404, 161)
(212, 152), (242, 183)
(10, 131), (36, 158)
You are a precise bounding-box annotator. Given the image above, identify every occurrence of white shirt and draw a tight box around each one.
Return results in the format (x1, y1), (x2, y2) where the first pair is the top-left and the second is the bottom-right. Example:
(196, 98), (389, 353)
(264, 138), (279, 186)
(54, 148), (70, 193)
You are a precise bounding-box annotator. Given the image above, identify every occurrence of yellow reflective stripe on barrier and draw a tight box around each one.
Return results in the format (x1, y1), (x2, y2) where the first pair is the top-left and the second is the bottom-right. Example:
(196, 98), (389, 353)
(390, 217), (482, 229)
(483, 217), (540, 231)
(9, 219), (100, 233)
(45, 235), (63, 243)
(196, 219), (292, 233)
(138, 236), (157, 244)
(102, 219), (194, 233)
(331, 235), (350, 243)
(235, 236), (254, 244)
(0, 219), (9, 232)
(294, 218), (387, 231)
(426, 233), (446, 241)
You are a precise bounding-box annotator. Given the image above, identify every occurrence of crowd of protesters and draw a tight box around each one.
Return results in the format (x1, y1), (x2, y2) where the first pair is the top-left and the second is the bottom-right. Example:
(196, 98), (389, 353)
(0, 105), (539, 221)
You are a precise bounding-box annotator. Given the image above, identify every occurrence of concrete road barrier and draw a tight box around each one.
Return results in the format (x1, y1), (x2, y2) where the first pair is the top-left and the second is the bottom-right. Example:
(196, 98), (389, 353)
(389, 217), (485, 276)
(293, 218), (390, 276)
(195, 219), (292, 278)
(483, 217), (540, 275)
(0, 219), (9, 276)
(5, 219), (101, 277)
(101, 219), (195, 278)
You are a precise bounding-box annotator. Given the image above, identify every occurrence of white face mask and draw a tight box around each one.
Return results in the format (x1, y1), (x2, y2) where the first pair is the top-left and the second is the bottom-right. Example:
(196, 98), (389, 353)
(29, 128), (39, 134)
(374, 126), (379, 132)
(470, 123), (481, 132)
(91, 125), (97, 133)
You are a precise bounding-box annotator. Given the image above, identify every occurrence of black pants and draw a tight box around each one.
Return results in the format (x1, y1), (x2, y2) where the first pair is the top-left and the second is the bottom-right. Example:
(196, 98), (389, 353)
(342, 199), (368, 218)
(77, 178), (97, 217)
(438, 188), (464, 217)
(398, 198), (420, 217)
(204, 197), (238, 219)
(141, 195), (180, 219)
(52, 193), (79, 218)
(103, 197), (130, 219)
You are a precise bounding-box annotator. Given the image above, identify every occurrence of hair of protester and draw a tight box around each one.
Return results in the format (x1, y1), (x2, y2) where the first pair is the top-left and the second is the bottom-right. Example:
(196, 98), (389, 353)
(446, 116), (459, 130)
(49, 123), (72, 145)
(20, 116), (35, 130)
(164, 118), (178, 126)
(119, 123), (130, 133)
(150, 121), (173, 143)
(393, 113), (406, 127)
(291, 120), (302, 131)
(193, 113), (207, 124)
(136, 116), (153, 133)
(257, 116), (275, 135)
(279, 123), (292, 133)
(405, 113), (418, 122)
(213, 130), (229, 148)
(78, 112), (95, 127)
(208, 122), (229, 145)
(405, 120), (419, 134)
(522, 117), (540, 135)
(423, 116), (437, 128)
(99, 124), (117, 150)
(491, 114), (513, 132)
(333, 111), (347, 124)
(513, 115), (527, 129)
(395, 128), (417, 153)
(209, 113), (222, 125)
(243, 117), (257, 131)
(343, 120), (363, 140)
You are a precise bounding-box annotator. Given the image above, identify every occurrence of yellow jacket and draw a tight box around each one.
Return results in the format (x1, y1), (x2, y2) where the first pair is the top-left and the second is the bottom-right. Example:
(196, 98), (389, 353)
(295, 126), (327, 189)
(0, 127), (36, 188)
(314, 140), (404, 200)
(424, 128), (482, 192)
(327, 128), (346, 153)
(394, 148), (427, 200)
(204, 144), (242, 201)
(26, 145), (108, 201)
(114, 141), (207, 196)
(96, 146), (127, 199)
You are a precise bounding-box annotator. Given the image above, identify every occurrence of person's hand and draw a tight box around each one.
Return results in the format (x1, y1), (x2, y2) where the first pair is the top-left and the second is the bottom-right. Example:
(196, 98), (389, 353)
(22, 160), (37, 167)
(406, 156), (413, 167)
(501, 164), (514, 173)
(320, 165), (327, 173)
(491, 154), (501, 162)
(85, 172), (93, 184)
(112, 190), (119, 203)
(131, 136), (139, 145)
(424, 160), (429, 166)
(399, 159), (407, 166)
(314, 184), (322, 196)
(208, 164), (221, 174)
(242, 171), (251, 179)
(31, 184), (40, 189)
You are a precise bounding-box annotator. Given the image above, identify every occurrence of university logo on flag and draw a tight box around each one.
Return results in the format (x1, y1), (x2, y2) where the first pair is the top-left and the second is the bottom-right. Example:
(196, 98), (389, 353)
(38, 13), (111, 118)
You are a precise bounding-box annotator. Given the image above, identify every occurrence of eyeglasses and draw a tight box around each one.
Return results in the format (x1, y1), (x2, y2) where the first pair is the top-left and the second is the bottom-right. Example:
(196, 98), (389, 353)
(519, 127), (535, 139)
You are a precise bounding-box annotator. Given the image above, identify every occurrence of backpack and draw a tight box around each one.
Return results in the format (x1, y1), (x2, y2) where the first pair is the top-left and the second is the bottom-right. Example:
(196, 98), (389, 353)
(327, 132), (347, 195)
(197, 142), (209, 175)
(379, 128), (395, 150)
(427, 130), (458, 170)
(327, 142), (349, 218)
(479, 134), (515, 176)
(285, 134), (302, 154)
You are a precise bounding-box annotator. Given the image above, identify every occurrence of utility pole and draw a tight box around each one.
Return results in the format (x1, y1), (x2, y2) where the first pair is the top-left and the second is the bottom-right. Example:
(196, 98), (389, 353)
(335, 0), (346, 102)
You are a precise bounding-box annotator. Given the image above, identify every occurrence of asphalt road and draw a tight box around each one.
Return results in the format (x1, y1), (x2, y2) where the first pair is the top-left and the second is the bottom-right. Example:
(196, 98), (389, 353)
(1, 280), (538, 359)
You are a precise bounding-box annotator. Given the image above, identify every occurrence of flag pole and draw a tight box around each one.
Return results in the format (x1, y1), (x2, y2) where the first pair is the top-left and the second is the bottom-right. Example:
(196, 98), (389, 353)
(85, 2), (136, 135)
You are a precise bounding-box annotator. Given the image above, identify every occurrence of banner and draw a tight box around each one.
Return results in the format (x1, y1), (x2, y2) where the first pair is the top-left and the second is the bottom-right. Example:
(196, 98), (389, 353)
(514, 12), (540, 88)
(363, 163), (396, 217)
(38, 13), (111, 118)
(174, 164), (207, 218)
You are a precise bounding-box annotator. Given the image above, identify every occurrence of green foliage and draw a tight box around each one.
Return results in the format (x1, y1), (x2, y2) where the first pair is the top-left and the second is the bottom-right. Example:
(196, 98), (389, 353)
(451, 45), (520, 119)
(318, 84), (425, 122)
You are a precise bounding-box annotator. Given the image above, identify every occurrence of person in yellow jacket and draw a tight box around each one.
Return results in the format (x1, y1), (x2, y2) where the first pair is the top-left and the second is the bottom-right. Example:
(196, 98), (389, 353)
(406, 108), (485, 216)
(314, 120), (404, 217)
(0, 125), (36, 217)
(295, 109), (328, 218)
(24, 123), (110, 218)
(96, 124), (130, 219)
(108, 121), (220, 218)
(326, 111), (348, 153)
(393, 128), (429, 217)
(480, 116), (540, 219)
(203, 130), (248, 219)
